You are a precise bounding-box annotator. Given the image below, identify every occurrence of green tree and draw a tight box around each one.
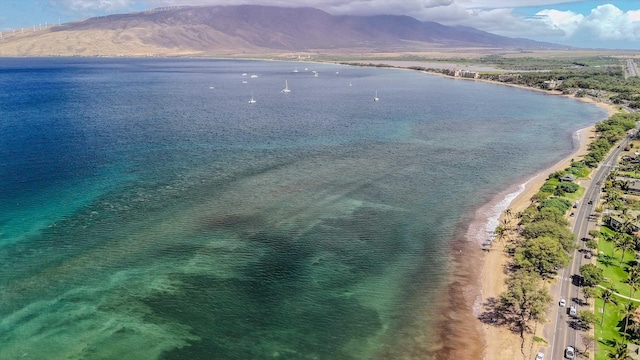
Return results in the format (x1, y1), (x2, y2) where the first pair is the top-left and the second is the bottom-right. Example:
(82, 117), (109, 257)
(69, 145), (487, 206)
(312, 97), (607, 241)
(520, 221), (575, 252)
(535, 207), (569, 225)
(608, 339), (629, 360)
(582, 286), (597, 304)
(611, 232), (625, 257)
(617, 234), (635, 265)
(601, 289), (617, 325)
(516, 236), (569, 278)
(578, 310), (598, 330)
(580, 264), (604, 287)
(620, 302), (637, 336)
(589, 229), (601, 239)
(505, 208), (512, 221)
(585, 239), (598, 255)
(539, 198), (572, 214)
(494, 225), (507, 247)
(498, 270), (552, 347)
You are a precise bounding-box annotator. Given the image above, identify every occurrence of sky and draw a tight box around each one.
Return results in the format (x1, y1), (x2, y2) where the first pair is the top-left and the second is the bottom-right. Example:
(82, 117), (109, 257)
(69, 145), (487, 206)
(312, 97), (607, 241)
(1, 1), (639, 49)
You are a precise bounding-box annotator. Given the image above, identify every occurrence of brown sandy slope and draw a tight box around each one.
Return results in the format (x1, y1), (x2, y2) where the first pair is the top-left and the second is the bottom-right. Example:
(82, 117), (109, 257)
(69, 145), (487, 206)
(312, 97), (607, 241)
(0, 5), (564, 57)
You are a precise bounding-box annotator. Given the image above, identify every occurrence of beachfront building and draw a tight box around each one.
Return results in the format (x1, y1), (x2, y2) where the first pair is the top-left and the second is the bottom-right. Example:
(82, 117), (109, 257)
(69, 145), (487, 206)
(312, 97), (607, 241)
(460, 70), (479, 79)
(605, 211), (640, 233)
(613, 176), (640, 194)
(446, 69), (480, 79)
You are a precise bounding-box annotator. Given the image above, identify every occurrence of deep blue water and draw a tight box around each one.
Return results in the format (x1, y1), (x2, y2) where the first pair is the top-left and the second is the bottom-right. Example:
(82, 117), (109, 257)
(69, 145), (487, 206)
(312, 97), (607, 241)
(0, 58), (607, 359)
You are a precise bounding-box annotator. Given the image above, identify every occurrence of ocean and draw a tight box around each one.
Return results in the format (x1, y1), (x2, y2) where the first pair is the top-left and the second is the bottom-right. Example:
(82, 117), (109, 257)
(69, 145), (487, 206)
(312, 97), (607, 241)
(0, 58), (607, 359)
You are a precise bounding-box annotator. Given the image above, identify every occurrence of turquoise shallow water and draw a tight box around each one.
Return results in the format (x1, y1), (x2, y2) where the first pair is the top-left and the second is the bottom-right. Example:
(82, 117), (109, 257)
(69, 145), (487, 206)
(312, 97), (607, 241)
(0, 58), (607, 359)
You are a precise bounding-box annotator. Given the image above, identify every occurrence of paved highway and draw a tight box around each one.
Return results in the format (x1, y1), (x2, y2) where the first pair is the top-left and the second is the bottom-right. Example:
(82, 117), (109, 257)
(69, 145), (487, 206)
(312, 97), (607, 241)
(627, 58), (639, 77)
(548, 133), (633, 359)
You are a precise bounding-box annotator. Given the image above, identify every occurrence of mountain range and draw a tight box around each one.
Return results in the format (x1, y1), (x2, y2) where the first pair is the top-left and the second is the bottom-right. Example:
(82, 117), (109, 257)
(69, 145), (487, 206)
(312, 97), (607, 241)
(0, 5), (567, 57)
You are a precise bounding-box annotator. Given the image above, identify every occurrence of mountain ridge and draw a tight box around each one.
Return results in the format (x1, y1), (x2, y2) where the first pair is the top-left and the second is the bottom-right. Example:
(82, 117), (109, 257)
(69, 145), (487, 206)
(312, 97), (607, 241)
(0, 5), (568, 57)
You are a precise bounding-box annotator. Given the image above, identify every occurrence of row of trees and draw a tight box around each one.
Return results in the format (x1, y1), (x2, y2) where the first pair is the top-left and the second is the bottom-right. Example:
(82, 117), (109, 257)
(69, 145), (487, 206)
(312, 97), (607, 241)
(492, 173), (577, 348)
(490, 111), (640, 356)
(583, 113), (639, 167)
(476, 59), (640, 109)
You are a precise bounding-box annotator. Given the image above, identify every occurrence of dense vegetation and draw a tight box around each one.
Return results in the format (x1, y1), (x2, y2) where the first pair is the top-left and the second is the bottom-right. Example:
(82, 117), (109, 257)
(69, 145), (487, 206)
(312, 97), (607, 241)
(343, 55), (640, 109)
(485, 111), (639, 357)
(583, 113), (640, 167)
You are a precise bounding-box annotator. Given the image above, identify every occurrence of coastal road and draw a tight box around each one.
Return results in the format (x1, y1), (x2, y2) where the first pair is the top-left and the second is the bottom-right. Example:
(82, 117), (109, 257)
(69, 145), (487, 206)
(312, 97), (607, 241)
(627, 58), (639, 77)
(548, 133), (634, 359)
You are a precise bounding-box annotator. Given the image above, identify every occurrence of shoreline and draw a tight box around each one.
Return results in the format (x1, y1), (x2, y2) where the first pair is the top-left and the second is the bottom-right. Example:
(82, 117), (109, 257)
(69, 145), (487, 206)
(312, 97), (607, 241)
(473, 97), (618, 359)
(385, 61), (621, 359)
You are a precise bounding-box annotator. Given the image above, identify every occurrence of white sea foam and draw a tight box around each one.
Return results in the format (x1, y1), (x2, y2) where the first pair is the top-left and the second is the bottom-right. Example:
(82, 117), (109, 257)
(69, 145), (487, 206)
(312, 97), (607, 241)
(484, 181), (528, 238)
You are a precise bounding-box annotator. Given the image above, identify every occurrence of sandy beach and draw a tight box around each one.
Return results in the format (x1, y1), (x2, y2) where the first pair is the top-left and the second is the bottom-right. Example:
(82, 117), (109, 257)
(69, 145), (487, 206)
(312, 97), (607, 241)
(473, 93), (619, 359)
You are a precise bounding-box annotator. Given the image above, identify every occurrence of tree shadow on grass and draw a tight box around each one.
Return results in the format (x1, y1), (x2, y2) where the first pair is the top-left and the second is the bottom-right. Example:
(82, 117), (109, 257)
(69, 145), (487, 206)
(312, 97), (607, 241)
(598, 253), (615, 268)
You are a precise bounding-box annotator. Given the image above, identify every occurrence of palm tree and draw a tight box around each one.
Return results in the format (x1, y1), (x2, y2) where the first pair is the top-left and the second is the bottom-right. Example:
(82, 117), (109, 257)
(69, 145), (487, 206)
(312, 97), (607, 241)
(617, 234), (635, 265)
(619, 301), (637, 336)
(607, 339), (629, 359)
(601, 288), (616, 325)
(607, 189), (623, 204)
(505, 208), (512, 222)
(612, 232), (625, 258)
(621, 218), (636, 235)
(628, 265), (640, 284)
(494, 226), (507, 247)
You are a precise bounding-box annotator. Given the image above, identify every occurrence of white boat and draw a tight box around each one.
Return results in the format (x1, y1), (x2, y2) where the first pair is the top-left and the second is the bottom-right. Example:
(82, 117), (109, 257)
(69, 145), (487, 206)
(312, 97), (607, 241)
(373, 91), (379, 102)
(349, 82), (352, 87)
(314, 72), (318, 77)
(293, 67), (299, 73)
(248, 92), (256, 104)
(242, 73), (247, 76)
(209, 86), (215, 89)
(250, 74), (258, 78)
(242, 80), (248, 84)
(336, 70), (339, 74)
(281, 80), (291, 93)
(304, 68), (308, 71)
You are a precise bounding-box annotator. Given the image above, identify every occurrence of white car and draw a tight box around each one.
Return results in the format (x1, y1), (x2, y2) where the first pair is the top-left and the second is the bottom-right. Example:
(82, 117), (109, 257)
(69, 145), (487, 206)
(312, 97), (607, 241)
(570, 305), (577, 317)
(559, 299), (566, 307)
(566, 346), (575, 359)
(535, 352), (544, 360)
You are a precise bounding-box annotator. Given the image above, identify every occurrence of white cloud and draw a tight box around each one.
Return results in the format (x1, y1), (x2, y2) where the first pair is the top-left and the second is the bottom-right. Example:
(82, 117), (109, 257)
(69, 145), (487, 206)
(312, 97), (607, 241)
(534, 4), (640, 42)
(49, 0), (137, 13)
(534, 9), (584, 38)
(453, 0), (581, 9)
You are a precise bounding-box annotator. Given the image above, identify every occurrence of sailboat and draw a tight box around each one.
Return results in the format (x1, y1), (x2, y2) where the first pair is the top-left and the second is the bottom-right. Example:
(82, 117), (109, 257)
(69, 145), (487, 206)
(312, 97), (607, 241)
(373, 91), (379, 102)
(281, 80), (291, 93)
(293, 67), (299, 73)
(248, 92), (256, 104)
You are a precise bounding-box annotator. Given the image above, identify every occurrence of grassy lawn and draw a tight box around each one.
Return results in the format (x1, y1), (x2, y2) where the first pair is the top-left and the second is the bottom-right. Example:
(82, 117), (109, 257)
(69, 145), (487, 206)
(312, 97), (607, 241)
(597, 238), (636, 297)
(563, 187), (586, 202)
(594, 294), (628, 360)
(595, 228), (640, 360)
